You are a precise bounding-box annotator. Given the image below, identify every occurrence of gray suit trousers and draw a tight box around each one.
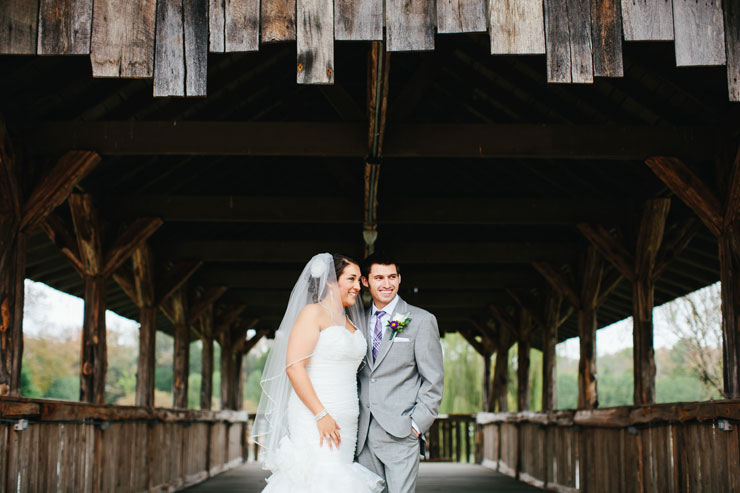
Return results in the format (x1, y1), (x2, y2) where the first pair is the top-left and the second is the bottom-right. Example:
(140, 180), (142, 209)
(357, 416), (420, 493)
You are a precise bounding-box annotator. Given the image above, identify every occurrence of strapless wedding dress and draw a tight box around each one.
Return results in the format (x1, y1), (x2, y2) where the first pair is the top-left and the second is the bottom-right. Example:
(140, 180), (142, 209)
(262, 326), (384, 492)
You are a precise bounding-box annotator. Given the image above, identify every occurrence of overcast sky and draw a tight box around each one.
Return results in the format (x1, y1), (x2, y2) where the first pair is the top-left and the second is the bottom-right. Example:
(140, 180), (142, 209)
(23, 278), (706, 360)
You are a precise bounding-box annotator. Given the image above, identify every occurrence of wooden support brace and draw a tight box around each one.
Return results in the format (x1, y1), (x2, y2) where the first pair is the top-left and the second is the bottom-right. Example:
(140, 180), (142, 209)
(577, 223), (635, 281)
(102, 217), (163, 278)
(645, 156), (723, 236)
(505, 289), (546, 329)
(542, 289), (562, 411)
(532, 261), (580, 308)
(654, 217), (700, 278)
(156, 259), (203, 307)
(171, 286), (189, 409)
(200, 305), (214, 410)
(40, 213), (84, 275)
(215, 304), (247, 336)
(20, 150), (101, 232)
(189, 286), (229, 324)
(517, 311), (533, 411)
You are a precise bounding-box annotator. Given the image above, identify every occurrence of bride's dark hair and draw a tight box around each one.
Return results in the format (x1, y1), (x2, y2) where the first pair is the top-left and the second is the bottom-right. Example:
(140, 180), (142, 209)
(333, 253), (359, 279)
(308, 253), (359, 303)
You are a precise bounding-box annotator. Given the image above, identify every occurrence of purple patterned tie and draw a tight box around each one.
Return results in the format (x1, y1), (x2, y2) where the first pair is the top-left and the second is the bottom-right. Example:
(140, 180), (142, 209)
(372, 310), (386, 362)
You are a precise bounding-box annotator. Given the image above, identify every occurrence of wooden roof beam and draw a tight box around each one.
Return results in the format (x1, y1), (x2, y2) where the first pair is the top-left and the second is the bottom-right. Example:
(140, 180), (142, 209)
(165, 240), (576, 264)
(28, 122), (719, 161)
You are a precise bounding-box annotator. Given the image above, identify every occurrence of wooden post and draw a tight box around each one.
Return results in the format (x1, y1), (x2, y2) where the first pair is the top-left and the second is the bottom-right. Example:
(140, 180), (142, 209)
(133, 245), (157, 407)
(171, 286), (189, 409)
(577, 246), (602, 409)
(517, 312), (532, 412)
(220, 327), (235, 410)
(542, 290), (561, 411)
(200, 306), (214, 410)
(234, 350), (244, 411)
(482, 354), (492, 412)
(491, 326), (511, 412)
(0, 231), (25, 397)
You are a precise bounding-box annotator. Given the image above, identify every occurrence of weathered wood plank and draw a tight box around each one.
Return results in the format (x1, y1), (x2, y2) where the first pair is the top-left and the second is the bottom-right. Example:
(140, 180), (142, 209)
(37, 0), (92, 55)
(568, 0), (594, 83)
(621, 0), (673, 41)
(438, 0), (486, 34)
(673, 0), (726, 67)
(154, 0), (185, 96)
(490, 0), (545, 54)
(261, 0), (296, 41)
(591, 0), (623, 77)
(0, 0), (38, 54)
(225, 0), (259, 52)
(544, 0), (572, 82)
(386, 0), (435, 51)
(21, 151), (101, 233)
(209, 0), (225, 51)
(297, 0), (334, 83)
(185, 0), (210, 96)
(335, 0), (383, 39)
(724, 0), (740, 101)
(91, 0), (157, 77)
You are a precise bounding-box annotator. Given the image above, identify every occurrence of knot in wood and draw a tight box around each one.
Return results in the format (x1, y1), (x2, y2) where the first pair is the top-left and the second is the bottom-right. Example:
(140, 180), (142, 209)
(297, 63), (304, 72)
(327, 68), (332, 77)
(0, 383), (9, 396)
(82, 362), (93, 375)
(93, 335), (99, 344)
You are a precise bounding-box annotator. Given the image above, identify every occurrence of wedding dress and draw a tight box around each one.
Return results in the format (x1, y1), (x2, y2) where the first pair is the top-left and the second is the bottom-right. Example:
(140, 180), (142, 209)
(261, 325), (383, 493)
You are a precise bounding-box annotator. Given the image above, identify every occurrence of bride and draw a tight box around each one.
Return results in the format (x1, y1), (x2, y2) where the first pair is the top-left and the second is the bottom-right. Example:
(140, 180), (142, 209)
(251, 253), (384, 492)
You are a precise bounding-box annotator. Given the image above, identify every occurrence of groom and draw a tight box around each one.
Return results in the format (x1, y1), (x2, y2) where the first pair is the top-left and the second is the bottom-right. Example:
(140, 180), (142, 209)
(356, 253), (444, 493)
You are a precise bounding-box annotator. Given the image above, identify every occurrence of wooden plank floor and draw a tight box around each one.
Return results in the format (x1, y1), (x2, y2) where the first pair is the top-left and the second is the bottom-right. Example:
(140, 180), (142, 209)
(184, 462), (544, 492)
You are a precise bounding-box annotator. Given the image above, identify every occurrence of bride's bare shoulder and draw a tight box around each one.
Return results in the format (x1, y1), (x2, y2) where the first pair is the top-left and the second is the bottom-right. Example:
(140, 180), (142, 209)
(296, 303), (324, 321)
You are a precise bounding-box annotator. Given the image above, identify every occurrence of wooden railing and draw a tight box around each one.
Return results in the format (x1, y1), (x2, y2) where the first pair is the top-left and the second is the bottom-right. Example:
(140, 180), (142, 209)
(477, 400), (740, 492)
(423, 413), (477, 462)
(0, 396), (255, 492)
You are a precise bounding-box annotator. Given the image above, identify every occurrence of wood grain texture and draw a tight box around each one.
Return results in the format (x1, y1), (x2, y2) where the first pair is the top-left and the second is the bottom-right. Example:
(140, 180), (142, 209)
(91, 0), (156, 77)
(0, 0), (39, 54)
(591, 0), (623, 77)
(490, 0), (545, 54)
(725, 0), (740, 101)
(185, 0), (209, 96)
(335, 0), (383, 39)
(438, 0), (487, 34)
(673, 0), (726, 66)
(567, 0), (594, 83)
(545, 0), (572, 82)
(171, 287), (189, 409)
(37, 0), (92, 54)
(621, 0), (673, 40)
(225, 0), (259, 52)
(386, 0), (435, 51)
(21, 151), (101, 233)
(210, 0), (225, 51)
(261, 0), (296, 41)
(297, 0), (335, 83)
(154, 0), (185, 96)
(0, 232), (25, 397)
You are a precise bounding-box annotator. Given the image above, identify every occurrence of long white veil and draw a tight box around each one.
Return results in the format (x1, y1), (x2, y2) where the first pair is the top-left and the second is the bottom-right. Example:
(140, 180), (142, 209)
(251, 253), (365, 463)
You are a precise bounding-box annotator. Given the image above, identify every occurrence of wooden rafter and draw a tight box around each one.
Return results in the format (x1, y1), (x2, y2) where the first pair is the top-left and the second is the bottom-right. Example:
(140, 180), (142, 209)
(156, 259), (203, 306)
(654, 216), (700, 278)
(20, 150), (101, 232)
(645, 156), (723, 236)
(577, 223), (635, 281)
(532, 261), (580, 308)
(28, 122), (718, 161)
(102, 217), (163, 277)
(40, 213), (84, 275)
(215, 305), (247, 335)
(189, 286), (229, 324)
(505, 289), (545, 329)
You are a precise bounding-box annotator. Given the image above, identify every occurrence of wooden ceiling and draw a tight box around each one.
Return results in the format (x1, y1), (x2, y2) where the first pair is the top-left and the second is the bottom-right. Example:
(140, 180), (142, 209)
(2, 35), (736, 349)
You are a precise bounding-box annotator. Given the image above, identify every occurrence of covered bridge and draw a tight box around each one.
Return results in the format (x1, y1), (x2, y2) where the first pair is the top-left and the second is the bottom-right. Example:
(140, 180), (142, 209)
(1, 0), (739, 490)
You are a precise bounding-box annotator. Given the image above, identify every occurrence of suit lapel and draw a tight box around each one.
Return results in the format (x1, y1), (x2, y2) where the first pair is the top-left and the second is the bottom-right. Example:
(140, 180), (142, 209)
(372, 297), (408, 371)
(365, 307), (373, 367)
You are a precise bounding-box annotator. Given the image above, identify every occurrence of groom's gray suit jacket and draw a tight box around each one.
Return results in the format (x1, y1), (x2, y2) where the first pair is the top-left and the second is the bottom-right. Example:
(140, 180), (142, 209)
(357, 297), (444, 454)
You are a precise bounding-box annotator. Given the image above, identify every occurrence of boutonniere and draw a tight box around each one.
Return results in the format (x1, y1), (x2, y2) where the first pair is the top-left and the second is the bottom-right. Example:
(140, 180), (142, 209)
(387, 313), (411, 340)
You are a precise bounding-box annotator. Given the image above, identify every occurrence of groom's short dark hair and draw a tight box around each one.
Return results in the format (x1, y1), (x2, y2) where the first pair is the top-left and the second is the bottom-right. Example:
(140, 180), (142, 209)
(362, 252), (401, 277)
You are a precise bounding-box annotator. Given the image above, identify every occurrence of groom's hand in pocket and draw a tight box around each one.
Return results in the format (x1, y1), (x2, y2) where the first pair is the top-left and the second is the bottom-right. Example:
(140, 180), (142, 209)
(317, 414), (342, 449)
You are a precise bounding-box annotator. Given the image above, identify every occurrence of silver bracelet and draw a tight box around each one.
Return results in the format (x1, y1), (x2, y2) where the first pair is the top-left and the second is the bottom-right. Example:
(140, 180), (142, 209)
(314, 409), (328, 421)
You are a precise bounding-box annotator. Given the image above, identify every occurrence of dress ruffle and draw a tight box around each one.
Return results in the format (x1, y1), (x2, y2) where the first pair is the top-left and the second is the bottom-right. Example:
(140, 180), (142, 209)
(262, 436), (384, 493)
